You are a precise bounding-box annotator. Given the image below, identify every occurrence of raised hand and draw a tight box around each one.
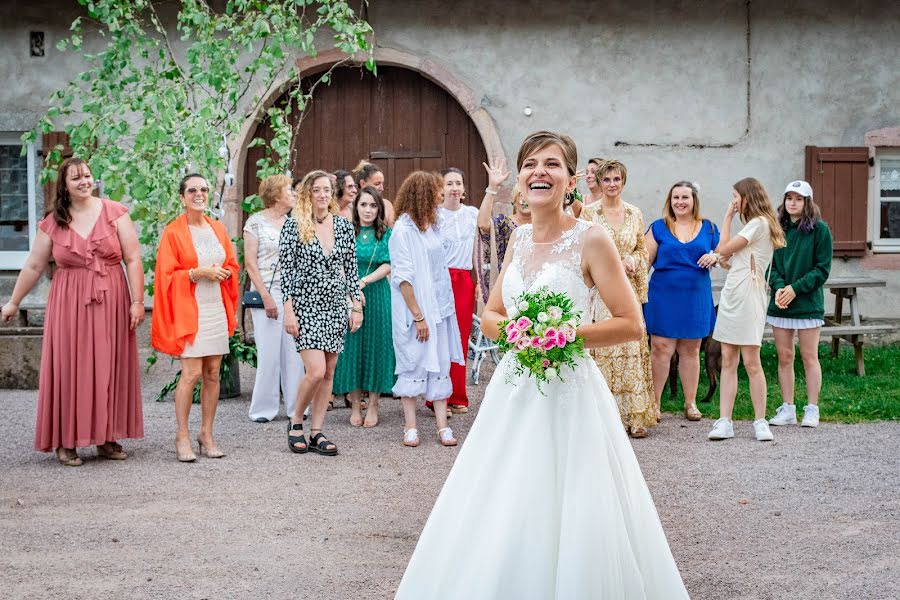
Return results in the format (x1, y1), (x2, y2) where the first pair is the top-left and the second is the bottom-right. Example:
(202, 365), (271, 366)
(482, 157), (511, 191)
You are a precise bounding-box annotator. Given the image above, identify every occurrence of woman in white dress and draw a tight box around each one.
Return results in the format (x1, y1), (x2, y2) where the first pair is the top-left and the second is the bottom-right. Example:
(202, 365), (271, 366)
(707, 178), (786, 442)
(395, 131), (691, 599)
(389, 171), (465, 448)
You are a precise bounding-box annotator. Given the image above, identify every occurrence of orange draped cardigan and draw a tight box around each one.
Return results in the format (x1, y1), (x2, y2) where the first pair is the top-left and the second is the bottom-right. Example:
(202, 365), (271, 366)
(151, 213), (240, 356)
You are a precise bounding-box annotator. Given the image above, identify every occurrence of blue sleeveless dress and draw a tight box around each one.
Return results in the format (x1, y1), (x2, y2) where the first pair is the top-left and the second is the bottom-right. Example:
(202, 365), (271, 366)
(644, 219), (719, 339)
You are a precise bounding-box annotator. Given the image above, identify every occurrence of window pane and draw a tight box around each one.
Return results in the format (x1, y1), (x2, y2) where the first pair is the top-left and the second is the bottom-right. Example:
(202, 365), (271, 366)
(880, 159), (900, 198)
(0, 144), (30, 251)
(879, 201), (900, 239)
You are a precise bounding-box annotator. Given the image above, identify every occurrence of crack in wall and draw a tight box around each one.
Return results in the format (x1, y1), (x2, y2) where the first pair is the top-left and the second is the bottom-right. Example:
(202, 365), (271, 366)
(614, 0), (753, 150)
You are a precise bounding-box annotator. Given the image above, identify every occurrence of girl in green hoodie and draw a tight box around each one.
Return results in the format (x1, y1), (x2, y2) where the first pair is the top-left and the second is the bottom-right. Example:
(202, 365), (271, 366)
(767, 181), (833, 428)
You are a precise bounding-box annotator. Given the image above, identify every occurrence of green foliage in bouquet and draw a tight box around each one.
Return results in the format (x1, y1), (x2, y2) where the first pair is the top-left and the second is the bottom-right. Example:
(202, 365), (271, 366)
(497, 287), (586, 393)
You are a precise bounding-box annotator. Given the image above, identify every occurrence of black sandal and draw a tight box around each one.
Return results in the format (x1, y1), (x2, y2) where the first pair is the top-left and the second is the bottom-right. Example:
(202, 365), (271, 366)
(309, 431), (338, 456)
(288, 421), (308, 454)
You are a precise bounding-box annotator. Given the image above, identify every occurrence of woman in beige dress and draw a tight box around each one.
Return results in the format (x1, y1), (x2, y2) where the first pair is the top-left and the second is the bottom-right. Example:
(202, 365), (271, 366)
(152, 174), (240, 462)
(579, 159), (657, 437)
(708, 177), (785, 442)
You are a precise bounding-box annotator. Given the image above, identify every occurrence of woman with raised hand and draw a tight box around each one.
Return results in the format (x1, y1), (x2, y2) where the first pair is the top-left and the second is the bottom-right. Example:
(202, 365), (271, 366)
(243, 174), (305, 424)
(477, 158), (531, 299)
(579, 159), (657, 437)
(152, 173), (240, 462)
(767, 180), (833, 429)
(280, 170), (362, 457)
(389, 171), (464, 448)
(708, 177), (786, 442)
(644, 181), (720, 422)
(332, 186), (395, 428)
(1, 157), (144, 466)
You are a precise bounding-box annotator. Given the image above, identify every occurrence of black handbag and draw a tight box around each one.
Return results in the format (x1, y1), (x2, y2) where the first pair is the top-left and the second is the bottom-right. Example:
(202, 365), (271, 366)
(242, 260), (278, 309)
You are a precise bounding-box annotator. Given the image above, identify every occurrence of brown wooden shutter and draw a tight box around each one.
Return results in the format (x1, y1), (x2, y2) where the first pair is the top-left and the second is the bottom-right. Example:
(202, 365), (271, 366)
(805, 146), (869, 257)
(40, 131), (73, 215)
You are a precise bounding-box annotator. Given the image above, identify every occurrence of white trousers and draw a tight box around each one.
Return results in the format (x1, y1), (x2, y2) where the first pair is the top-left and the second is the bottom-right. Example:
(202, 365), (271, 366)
(248, 285), (305, 421)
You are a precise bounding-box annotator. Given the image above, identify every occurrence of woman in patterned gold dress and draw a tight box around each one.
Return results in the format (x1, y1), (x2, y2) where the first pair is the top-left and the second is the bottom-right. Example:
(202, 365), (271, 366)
(579, 160), (657, 437)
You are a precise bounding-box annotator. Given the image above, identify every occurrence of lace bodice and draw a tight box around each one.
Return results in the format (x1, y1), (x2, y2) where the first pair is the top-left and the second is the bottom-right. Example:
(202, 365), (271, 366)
(503, 221), (594, 321)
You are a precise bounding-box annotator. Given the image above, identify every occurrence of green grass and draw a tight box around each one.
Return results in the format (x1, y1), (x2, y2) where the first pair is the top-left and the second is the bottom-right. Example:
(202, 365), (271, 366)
(661, 343), (900, 423)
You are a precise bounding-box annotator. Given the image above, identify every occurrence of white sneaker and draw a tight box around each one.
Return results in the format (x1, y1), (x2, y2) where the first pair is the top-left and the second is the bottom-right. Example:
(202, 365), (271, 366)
(708, 418), (734, 440)
(801, 405), (820, 427)
(768, 403), (797, 426)
(753, 419), (774, 441)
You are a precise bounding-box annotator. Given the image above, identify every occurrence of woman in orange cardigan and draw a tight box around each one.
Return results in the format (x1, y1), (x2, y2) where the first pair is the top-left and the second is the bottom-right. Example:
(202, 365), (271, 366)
(152, 174), (240, 462)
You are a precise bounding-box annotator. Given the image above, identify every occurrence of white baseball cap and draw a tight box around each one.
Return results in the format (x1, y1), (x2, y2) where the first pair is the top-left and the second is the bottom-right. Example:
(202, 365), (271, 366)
(784, 180), (813, 198)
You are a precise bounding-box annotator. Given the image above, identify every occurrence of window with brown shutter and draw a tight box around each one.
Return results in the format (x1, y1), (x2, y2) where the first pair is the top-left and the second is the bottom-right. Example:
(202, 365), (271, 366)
(40, 131), (72, 217)
(805, 146), (869, 257)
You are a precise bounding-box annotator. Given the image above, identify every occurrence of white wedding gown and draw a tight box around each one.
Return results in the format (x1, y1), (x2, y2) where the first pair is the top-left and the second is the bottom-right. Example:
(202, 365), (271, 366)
(395, 221), (690, 599)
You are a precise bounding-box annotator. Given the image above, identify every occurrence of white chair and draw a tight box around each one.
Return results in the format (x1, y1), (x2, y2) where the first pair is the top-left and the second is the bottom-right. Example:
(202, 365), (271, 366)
(468, 314), (500, 384)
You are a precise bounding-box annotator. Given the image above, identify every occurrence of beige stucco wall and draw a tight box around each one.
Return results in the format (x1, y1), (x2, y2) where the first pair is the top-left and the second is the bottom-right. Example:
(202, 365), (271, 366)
(2, 0), (899, 316)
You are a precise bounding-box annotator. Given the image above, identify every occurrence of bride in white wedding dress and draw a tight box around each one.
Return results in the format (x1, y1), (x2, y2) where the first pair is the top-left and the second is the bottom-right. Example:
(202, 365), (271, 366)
(395, 131), (690, 599)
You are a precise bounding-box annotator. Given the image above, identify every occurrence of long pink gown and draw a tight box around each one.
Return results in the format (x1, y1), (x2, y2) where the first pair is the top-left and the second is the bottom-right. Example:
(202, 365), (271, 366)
(34, 199), (143, 452)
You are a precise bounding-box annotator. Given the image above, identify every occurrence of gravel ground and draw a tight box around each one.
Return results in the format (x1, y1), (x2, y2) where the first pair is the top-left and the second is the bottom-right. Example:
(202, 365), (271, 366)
(1, 326), (898, 599)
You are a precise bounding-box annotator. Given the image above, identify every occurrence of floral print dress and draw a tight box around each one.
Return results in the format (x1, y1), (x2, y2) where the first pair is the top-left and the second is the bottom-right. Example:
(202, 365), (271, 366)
(579, 202), (658, 431)
(278, 215), (361, 353)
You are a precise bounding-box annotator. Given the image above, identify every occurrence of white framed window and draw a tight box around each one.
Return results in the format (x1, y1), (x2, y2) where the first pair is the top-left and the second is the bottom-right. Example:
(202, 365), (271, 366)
(873, 150), (900, 252)
(0, 132), (38, 269)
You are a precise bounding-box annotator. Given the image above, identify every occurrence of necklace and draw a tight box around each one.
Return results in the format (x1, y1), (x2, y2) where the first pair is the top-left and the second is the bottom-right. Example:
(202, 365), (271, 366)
(315, 213), (328, 224)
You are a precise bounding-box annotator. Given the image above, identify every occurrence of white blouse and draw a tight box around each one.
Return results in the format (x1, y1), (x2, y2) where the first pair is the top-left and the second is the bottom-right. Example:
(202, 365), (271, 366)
(438, 205), (479, 270)
(243, 211), (285, 290)
(389, 214), (457, 374)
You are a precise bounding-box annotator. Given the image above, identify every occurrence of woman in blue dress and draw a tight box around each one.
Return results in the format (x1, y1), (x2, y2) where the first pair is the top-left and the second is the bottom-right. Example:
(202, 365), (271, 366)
(644, 181), (720, 421)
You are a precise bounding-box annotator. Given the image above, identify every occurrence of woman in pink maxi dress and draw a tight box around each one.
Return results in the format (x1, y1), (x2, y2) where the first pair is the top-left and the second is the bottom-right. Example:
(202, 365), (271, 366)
(1, 158), (145, 466)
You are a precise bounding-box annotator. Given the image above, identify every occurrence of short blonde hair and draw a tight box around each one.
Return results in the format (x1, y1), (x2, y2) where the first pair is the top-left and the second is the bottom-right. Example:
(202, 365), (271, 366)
(597, 159), (628, 186)
(258, 174), (292, 208)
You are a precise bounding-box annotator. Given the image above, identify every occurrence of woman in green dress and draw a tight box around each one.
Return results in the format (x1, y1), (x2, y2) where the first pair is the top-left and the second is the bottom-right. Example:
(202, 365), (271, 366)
(333, 187), (395, 427)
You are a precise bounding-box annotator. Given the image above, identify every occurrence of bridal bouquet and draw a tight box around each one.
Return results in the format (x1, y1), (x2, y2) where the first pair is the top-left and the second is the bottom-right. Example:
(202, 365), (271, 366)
(498, 287), (586, 391)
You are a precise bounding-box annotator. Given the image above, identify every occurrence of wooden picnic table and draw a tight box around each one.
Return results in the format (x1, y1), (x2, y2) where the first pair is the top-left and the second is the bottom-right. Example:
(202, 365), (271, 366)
(713, 276), (894, 375)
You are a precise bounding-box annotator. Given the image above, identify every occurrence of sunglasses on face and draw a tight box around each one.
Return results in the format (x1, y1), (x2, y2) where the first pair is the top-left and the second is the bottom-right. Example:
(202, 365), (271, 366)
(185, 187), (210, 195)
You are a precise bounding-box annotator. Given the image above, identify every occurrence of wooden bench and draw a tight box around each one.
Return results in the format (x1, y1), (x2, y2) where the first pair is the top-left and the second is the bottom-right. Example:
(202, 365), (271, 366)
(761, 324), (896, 375)
(714, 276), (896, 376)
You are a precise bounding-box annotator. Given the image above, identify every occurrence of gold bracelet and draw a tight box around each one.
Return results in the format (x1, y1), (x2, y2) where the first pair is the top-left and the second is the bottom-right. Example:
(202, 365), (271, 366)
(351, 307), (363, 314)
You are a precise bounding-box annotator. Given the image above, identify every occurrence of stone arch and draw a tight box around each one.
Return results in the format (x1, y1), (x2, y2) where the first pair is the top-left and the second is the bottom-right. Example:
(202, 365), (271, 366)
(227, 47), (504, 225)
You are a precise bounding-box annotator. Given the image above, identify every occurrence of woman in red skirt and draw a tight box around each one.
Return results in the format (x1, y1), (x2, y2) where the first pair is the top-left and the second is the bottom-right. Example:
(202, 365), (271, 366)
(429, 167), (479, 414)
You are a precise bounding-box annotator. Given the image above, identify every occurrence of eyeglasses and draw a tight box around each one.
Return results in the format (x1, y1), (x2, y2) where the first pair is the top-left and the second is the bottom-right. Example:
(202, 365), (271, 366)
(185, 187), (210, 195)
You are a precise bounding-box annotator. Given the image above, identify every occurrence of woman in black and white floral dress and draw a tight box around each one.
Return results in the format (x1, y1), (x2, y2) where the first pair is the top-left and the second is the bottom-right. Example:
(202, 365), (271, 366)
(280, 170), (362, 457)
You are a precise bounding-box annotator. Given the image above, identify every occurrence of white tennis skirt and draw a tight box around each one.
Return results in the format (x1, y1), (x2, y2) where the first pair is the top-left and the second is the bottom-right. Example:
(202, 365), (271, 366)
(766, 316), (824, 330)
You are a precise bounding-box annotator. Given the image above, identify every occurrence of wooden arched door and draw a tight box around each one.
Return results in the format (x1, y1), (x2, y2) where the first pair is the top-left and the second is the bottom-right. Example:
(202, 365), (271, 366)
(244, 66), (488, 204)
